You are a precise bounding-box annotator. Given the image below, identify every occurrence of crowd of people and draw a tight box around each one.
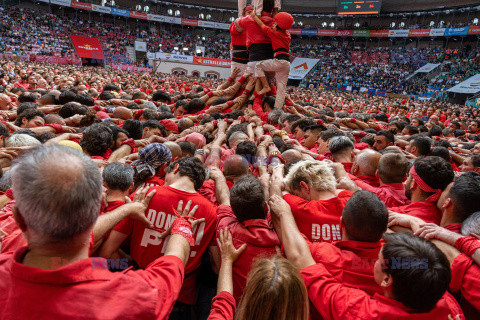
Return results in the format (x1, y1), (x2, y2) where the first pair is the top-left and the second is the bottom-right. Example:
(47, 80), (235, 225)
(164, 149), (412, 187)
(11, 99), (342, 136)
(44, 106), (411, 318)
(1, 5), (480, 97)
(0, 0), (480, 319)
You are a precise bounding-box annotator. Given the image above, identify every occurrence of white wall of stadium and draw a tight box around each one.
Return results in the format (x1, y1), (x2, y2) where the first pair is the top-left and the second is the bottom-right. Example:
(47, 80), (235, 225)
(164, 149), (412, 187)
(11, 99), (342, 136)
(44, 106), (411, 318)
(151, 60), (231, 79)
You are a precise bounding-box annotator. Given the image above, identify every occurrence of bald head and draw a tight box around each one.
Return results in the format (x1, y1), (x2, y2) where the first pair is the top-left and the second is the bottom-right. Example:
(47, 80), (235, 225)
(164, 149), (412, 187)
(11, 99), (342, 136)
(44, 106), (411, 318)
(0, 94), (11, 110)
(113, 107), (133, 120)
(178, 118), (194, 132)
(354, 149), (381, 176)
(223, 154), (249, 178)
(282, 149), (302, 165)
(163, 141), (182, 161)
(228, 132), (249, 149)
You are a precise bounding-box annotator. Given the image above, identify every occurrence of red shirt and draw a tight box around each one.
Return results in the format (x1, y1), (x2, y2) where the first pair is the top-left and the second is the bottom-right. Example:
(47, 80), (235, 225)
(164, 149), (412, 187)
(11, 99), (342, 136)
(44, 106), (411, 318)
(341, 162), (353, 174)
(390, 202), (442, 225)
(0, 205), (25, 254)
(352, 177), (410, 208)
(0, 247), (184, 320)
(308, 240), (383, 296)
(229, 21), (246, 47)
(237, 14), (274, 48)
(13, 81), (30, 90)
(283, 191), (353, 243)
(252, 94), (269, 123)
(349, 174), (380, 188)
(113, 185), (217, 305)
(216, 205), (280, 302)
(445, 223), (462, 233)
(198, 180), (234, 206)
(144, 176), (165, 188)
(261, 25), (291, 57)
(208, 291), (236, 320)
(301, 263), (464, 320)
(450, 254), (480, 316)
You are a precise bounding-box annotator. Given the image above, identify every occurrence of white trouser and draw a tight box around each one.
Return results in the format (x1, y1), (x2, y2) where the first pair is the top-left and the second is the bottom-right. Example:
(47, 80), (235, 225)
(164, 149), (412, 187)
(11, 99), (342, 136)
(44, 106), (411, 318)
(230, 61), (248, 80)
(238, 0), (282, 16)
(255, 58), (290, 109)
(247, 61), (260, 77)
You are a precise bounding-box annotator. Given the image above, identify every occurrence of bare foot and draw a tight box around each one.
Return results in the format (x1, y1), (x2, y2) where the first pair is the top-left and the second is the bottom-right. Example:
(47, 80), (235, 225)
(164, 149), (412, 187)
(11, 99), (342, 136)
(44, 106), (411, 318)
(257, 85), (271, 96)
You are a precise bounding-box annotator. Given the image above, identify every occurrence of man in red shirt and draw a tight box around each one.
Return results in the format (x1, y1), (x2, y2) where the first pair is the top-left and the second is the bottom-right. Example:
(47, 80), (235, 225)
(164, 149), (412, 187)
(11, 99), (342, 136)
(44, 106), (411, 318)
(236, 0), (275, 76)
(349, 148), (381, 187)
(306, 190), (388, 297)
(0, 145), (195, 320)
(100, 157), (217, 311)
(278, 160), (353, 243)
(390, 156), (454, 225)
(269, 195), (464, 320)
(343, 152), (410, 207)
(211, 171), (280, 302)
(328, 136), (355, 173)
(229, 6), (253, 78)
(13, 69), (30, 90)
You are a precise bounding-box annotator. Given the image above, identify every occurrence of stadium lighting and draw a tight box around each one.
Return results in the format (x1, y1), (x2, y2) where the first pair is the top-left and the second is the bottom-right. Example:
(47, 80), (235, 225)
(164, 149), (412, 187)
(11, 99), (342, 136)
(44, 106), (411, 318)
(183, 47), (189, 51)
(174, 46), (179, 50)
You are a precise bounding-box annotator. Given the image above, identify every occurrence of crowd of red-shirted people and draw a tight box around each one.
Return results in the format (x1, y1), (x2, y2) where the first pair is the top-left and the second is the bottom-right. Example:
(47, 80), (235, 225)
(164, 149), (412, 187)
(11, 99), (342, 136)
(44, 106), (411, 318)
(1, 0), (480, 319)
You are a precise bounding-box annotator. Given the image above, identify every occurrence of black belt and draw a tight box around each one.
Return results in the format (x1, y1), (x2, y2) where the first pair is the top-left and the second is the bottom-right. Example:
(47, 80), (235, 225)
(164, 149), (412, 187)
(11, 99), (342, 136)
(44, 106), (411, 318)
(275, 54), (290, 61)
(249, 43), (274, 62)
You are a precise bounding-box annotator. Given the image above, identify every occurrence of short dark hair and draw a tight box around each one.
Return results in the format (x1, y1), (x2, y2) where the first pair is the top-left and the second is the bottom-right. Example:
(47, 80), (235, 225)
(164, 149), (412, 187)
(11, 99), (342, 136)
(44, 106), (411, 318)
(80, 123), (113, 156)
(262, 0), (275, 13)
(230, 175), (265, 223)
(152, 90), (171, 103)
(178, 141), (197, 157)
(471, 155), (480, 168)
(122, 119), (143, 140)
(262, 96), (276, 111)
(98, 90), (115, 101)
(142, 120), (166, 137)
(16, 102), (38, 116)
(411, 136), (431, 156)
(74, 93), (95, 106)
(428, 125), (442, 138)
(377, 130), (395, 144)
(15, 109), (45, 126)
(18, 92), (37, 103)
(342, 191), (388, 242)
(429, 147), (450, 163)
(58, 90), (77, 104)
(187, 98), (205, 113)
(291, 119), (315, 134)
(166, 157), (206, 190)
(142, 109), (158, 121)
(382, 232), (450, 312)
(236, 141), (257, 165)
(404, 125), (419, 135)
(103, 162), (134, 192)
(377, 153), (409, 183)
(103, 83), (120, 92)
(413, 156), (454, 191)
(319, 129), (344, 142)
(448, 172), (480, 221)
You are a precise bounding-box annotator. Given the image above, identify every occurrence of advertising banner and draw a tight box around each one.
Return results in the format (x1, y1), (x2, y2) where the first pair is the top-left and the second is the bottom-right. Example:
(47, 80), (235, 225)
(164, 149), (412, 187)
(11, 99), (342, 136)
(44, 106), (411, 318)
(414, 63), (441, 73)
(468, 26), (480, 35)
(301, 29), (318, 36)
(198, 20), (215, 28)
(388, 29), (410, 37)
(288, 29), (302, 35)
(154, 52), (194, 63)
(147, 14), (166, 22)
(193, 56), (231, 67)
(408, 29), (430, 37)
(336, 30), (354, 37)
(70, 35), (104, 59)
(91, 4), (111, 14)
(353, 30), (370, 37)
(369, 30), (389, 37)
(429, 28), (446, 36)
(71, 1), (92, 10)
(134, 40), (147, 52)
(181, 18), (198, 26)
(447, 74), (480, 94)
(130, 11), (148, 20)
(445, 27), (469, 36)
(111, 8), (130, 17)
(288, 58), (320, 80)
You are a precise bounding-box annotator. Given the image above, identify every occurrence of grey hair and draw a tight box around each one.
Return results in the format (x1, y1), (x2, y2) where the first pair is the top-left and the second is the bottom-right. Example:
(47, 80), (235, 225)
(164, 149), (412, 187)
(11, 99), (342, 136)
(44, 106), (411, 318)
(228, 131), (248, 146)
(158, 104), (171, 113)
(0, 169), (12, 192)
(461, 211), (480, 236)
(278, 112), (290, 126)
(142, 101), (157, 111)
(329, 136), (354, 154)
(267, 108), (284, 125)
(102, 162), (134, 192)
(6, 134), (41, 148)
(11, 145), (102, 241)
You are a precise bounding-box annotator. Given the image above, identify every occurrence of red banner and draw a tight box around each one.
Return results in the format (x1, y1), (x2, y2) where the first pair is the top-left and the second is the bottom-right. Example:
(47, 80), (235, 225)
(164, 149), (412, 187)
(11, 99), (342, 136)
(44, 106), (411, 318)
(408, 29), (430, 37)
(317, 29), (338, 36)
(288, 29), (302, 35)
(130, 11), (147, 19)
(70, 35), (104, 59)
(336, 30), (353, 37)
(181, 18), (198, 26)
(193, 56), (230, 67)
(468, 26), (480, 35)
(71, 1), (92, 10)
(369, 30), (389, 37)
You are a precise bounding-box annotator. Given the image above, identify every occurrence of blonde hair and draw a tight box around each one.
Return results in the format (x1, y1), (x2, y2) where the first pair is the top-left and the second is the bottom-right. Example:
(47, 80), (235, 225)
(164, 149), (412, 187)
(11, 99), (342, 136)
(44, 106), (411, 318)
(236, 255), (309, 320)
(6, 134), (41, 148)
(285, 160), (336, 193)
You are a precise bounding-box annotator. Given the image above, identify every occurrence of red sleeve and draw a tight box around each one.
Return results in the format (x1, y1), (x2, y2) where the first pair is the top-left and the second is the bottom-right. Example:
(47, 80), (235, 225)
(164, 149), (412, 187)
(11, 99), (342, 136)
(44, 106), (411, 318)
(216, 205), (238, 235)
(301, 263), (379, 320)
(283, 194), (309, 210)
(207, 291), (236, 320)
(450, 254), (480, 311)
(261, 25), (275, 37)
(252, 94), (268, 123)
(237, 17), (248, 29)
(129, 255), (185, 320)
(112, 217), (134, 235)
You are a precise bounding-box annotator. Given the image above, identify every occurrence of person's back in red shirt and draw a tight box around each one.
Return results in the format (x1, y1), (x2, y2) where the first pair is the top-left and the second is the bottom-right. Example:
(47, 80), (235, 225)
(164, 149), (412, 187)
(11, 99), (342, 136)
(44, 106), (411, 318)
(237, 13), (274, 62)
(283, 190), (353, 243)
(112, 185), (217, 305)
(216, 205), (280, 302)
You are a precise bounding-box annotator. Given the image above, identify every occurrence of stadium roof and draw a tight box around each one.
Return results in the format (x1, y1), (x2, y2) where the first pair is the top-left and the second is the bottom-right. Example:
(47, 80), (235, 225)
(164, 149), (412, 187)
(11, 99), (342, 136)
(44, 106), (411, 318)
(167, 0), (479, 13)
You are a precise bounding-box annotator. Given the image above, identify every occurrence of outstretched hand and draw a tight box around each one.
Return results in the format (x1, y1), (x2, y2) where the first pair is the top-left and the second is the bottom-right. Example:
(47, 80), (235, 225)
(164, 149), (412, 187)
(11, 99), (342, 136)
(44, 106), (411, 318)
(217, 228), (246, 263)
